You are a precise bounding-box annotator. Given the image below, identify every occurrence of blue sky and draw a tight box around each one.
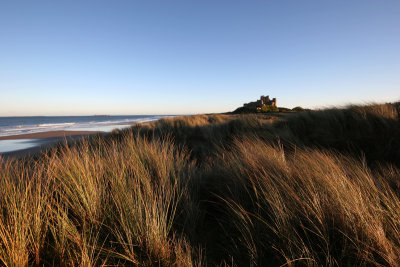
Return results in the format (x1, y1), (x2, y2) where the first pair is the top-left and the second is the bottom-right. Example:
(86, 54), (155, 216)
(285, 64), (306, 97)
(0, 0), (399, 115)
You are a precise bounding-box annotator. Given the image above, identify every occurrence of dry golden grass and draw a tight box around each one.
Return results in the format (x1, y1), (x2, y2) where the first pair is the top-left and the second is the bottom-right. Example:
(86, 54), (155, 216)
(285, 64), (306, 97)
(0, 102), (399, 266)
(211, 137), (400, 265)
(0, 134), (197, 266)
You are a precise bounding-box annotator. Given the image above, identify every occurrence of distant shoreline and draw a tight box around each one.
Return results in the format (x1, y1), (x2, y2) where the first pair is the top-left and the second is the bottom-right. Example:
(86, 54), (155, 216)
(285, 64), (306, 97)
(0, 116), (173, 159)
(0, 119), (161, 159)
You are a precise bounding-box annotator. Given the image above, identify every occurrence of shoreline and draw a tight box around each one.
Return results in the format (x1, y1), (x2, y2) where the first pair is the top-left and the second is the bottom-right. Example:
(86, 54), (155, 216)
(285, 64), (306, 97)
(0, 117), (171, 159)
(0, 130), (103, 141)
(0, 130), (104, 159)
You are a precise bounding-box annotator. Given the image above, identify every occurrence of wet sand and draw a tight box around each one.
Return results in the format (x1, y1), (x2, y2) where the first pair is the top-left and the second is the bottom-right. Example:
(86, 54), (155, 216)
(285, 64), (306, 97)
(0, 130), (103, 159)
(0, 130), (102, 140)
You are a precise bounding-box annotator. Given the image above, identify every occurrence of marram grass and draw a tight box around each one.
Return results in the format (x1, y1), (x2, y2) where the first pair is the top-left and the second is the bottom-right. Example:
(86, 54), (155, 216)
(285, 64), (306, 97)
(0, 102), (399, 266)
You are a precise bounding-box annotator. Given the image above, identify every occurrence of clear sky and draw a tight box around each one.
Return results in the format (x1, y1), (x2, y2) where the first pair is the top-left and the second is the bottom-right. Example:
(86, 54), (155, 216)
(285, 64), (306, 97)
(0, 0), (399, 115)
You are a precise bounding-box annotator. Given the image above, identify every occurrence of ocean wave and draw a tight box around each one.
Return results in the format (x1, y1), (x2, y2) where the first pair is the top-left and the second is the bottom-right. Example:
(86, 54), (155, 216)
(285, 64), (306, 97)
(38, 123), (76, 127)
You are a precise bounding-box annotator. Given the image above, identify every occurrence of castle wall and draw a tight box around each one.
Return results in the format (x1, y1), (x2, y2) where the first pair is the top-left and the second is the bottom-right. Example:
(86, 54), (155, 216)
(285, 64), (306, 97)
(243, 95), (277, 108)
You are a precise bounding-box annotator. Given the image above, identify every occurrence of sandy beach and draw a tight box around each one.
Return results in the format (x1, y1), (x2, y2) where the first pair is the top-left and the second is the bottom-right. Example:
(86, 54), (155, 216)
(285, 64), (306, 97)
(0, 130), (102, 141)
(0, 130), (103, 159)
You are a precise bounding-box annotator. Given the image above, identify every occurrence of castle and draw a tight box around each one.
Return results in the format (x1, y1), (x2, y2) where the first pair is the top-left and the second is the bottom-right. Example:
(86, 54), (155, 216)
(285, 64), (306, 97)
(243, 95), (277, 110)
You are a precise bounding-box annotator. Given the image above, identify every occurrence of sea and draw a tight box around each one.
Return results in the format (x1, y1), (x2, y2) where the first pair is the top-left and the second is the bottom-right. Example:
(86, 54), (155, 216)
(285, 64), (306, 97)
(0, 115), (169, 153)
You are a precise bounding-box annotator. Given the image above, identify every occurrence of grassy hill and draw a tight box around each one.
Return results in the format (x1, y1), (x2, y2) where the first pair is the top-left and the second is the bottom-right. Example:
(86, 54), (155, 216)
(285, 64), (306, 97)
(1, 102), (399, 266)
